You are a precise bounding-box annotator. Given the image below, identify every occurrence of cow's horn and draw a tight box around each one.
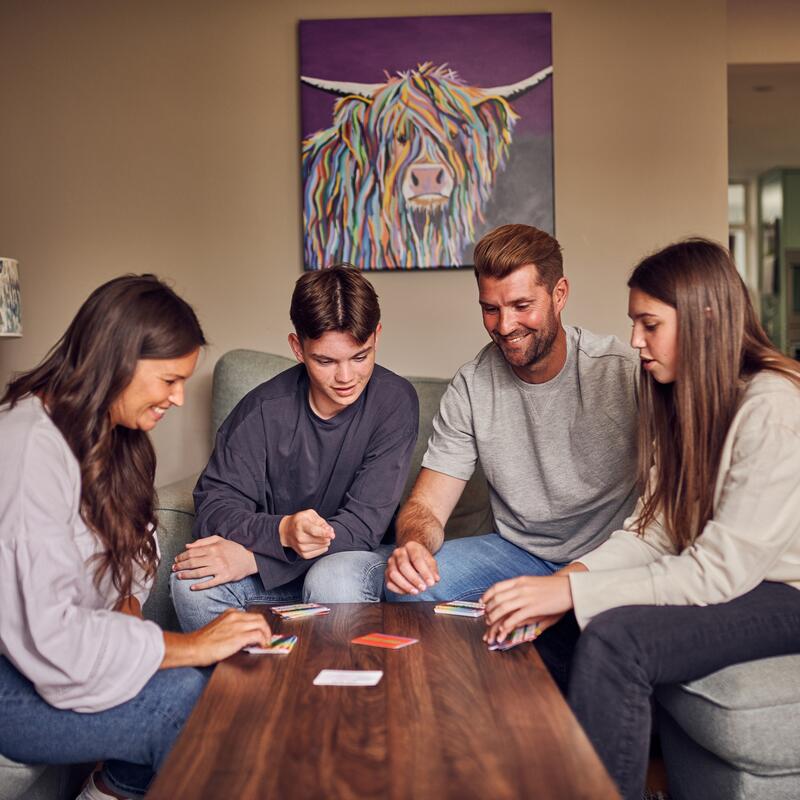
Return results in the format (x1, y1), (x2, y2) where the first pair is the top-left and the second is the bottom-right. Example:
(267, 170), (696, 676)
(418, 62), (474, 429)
(480, 65), (553, 100)
(301, 75), (382, 99)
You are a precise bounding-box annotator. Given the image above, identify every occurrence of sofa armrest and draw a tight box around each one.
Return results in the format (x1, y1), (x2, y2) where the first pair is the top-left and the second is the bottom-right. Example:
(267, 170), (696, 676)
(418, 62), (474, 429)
(143, 475), (198, 632)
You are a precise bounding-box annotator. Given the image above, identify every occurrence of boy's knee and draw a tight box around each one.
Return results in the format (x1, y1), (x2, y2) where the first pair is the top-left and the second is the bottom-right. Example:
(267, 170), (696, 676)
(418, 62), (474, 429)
(303, 551), (387, 603)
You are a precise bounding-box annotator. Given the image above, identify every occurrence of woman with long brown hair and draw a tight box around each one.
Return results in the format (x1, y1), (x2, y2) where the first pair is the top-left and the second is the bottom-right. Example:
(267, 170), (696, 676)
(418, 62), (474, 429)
(0, 275), (271, 799)
(480, 239), (800, 800)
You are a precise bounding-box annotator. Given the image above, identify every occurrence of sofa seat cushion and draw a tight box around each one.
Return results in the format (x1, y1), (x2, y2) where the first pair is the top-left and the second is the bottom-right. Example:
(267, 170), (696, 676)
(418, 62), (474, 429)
(657, 654), (800, 776)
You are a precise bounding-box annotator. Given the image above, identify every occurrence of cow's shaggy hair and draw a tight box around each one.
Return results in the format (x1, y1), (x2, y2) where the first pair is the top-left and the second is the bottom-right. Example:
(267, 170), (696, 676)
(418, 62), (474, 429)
(302, 63), (518, 270)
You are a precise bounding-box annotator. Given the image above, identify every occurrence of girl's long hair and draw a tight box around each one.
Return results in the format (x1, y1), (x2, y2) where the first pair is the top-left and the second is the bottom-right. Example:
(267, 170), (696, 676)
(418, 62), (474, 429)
(629, 239), (800, 550)
(2, 274), (205, 598)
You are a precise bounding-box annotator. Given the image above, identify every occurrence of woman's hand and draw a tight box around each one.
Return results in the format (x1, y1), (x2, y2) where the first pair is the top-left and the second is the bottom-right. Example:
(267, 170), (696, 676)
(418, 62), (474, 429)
(161, 609), (271, 668)
(172, 535), (258, 590)
(481, 574), (574, 645)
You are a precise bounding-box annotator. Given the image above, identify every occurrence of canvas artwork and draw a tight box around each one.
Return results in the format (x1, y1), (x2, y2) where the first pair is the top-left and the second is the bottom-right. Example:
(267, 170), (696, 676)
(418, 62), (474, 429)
(300, 13), (553, 271)
(0, 258), (22, 336)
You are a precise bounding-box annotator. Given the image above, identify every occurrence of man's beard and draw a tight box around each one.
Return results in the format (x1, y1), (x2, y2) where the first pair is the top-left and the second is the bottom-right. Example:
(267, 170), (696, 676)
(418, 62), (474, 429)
(492, 307), (559, 370)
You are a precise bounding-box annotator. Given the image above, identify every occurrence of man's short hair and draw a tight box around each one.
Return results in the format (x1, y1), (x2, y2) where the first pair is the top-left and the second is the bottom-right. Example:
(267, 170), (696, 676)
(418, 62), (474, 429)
(290, 265), (380, 343)
(473, 224), (563, 291)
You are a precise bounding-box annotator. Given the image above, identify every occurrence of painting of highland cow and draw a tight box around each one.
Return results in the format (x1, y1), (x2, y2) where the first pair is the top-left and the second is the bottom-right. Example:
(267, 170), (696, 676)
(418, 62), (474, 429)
(300, 13), (553, 270)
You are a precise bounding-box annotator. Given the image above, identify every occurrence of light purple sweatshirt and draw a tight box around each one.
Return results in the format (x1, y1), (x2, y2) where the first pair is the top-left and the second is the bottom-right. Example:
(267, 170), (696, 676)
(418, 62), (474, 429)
(0, 397), (164, 712)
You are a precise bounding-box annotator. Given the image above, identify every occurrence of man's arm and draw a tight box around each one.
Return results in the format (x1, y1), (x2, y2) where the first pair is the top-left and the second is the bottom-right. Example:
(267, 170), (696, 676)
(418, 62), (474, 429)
(385, 468), (466, 595)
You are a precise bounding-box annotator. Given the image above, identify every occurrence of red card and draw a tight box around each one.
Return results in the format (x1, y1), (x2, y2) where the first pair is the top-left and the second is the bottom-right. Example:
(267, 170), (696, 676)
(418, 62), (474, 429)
(351, 632), (419, 650)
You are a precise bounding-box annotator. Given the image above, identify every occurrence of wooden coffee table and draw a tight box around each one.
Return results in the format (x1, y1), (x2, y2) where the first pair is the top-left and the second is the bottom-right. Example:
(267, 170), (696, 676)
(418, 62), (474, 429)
(147, 603), (619, 799)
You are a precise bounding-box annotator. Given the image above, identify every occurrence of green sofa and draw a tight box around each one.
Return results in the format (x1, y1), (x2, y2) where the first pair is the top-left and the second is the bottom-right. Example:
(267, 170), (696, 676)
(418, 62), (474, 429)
(3, 348), (799, 800)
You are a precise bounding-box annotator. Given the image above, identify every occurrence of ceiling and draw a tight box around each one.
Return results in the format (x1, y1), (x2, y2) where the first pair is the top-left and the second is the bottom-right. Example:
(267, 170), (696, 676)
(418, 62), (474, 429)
(728, 62), (800, 181)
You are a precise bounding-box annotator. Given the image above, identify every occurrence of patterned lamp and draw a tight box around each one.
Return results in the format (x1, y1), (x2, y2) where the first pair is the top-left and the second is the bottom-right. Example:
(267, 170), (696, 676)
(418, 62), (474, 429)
(0, 258), (22, 337)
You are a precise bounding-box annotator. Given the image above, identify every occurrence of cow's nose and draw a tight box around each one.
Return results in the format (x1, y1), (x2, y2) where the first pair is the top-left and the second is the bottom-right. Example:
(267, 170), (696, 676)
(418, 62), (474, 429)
(405, 162), (454, 199)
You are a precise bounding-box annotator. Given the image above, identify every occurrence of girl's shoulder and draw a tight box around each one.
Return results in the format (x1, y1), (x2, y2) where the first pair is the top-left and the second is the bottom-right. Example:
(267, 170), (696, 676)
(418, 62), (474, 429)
(738, 370), (800, 430)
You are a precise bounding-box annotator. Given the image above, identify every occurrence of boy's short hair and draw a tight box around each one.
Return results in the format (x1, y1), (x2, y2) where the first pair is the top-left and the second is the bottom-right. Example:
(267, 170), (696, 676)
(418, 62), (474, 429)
(290, 265), (381, 343)
(473, 224), (563, 291)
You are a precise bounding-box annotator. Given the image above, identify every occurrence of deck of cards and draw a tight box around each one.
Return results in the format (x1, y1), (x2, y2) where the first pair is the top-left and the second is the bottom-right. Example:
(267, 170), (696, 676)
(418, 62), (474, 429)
(351, 632), (418, 649)
(488, 623), (542, 651)
(244, 634), (298, 655)
(434, 600), (486, 618)
(270, 603), (330, 620)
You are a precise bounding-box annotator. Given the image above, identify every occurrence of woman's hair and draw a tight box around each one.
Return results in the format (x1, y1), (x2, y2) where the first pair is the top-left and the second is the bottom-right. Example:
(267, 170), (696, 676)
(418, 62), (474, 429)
(628, 238), (800, 550)
(2, 274), (206, 598)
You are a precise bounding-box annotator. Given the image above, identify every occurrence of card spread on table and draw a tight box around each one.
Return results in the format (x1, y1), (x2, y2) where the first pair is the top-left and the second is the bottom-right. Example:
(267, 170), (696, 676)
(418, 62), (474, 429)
(313, 669), (383, 686)
(489, 623), (542, 651)
(244, 634), (298, 655)
(270, 603), (330, 620)
(434, 600), (486, 618)
(351, 632), (419, 649)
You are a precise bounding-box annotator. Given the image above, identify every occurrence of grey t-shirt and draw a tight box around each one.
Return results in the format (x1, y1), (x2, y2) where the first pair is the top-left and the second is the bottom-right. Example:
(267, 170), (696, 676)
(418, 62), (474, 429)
(423, 326), (639, 562)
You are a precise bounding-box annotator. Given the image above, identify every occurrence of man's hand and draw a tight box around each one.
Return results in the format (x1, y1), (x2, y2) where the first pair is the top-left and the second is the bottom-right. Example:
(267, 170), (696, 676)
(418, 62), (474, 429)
(385, 541), (441, 595)
(481, 574), (574, 645)
(172, 535), (259, 590)
(279, 510), (335, 559)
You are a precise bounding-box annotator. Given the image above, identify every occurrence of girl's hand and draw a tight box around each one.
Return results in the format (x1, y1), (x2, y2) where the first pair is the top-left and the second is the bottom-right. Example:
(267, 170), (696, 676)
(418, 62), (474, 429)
(481, 575), (574, 644)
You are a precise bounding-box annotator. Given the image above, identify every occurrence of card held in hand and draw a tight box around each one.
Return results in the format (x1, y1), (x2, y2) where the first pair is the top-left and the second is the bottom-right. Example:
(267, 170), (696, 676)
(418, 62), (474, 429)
(488, 623), (542, 651)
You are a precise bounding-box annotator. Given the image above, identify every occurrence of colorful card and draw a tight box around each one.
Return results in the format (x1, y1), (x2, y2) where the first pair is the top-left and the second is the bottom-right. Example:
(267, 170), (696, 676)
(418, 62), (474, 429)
(434, 600), (486, 618)
(244, 634), (298, 655)
(351, 632), (419, 650)
(313, 669), (384, 686)
(271, 603), (331, 620)
(488, 623), (542, 651)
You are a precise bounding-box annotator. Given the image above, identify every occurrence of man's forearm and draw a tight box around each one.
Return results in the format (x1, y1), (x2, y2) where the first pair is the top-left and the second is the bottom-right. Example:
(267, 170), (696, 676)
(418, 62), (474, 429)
(396, 498), (445, 553)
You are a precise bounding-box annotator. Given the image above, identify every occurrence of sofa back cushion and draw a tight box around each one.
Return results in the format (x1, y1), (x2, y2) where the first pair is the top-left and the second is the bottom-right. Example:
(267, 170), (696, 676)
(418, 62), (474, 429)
(210, 350), (491, 539)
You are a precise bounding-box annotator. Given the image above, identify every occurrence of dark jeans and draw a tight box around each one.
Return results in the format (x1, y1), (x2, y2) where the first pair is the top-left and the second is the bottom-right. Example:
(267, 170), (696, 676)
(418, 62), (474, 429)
(535, 582), (800, 800)
(0, 657), (208, 798)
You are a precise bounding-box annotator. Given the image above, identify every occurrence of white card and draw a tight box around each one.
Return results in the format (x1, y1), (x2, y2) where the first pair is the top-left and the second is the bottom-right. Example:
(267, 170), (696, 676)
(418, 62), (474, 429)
(313, 669), (383, 686)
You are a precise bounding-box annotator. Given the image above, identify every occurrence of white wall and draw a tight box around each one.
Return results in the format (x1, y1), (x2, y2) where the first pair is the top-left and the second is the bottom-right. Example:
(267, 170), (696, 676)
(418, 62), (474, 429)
(0, 0), (728, 484)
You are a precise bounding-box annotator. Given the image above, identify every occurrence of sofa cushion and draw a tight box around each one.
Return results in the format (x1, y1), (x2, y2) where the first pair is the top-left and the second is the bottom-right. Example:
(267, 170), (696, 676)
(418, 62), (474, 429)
(656, 654), (800, 775)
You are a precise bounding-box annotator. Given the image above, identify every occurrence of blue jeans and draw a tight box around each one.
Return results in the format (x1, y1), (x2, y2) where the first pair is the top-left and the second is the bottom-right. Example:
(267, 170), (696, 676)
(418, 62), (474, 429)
(171, 545), (393, 631)
(536, 582), (800, 800)
(0, 656), (207, 798)
(385, 533), (563, 602)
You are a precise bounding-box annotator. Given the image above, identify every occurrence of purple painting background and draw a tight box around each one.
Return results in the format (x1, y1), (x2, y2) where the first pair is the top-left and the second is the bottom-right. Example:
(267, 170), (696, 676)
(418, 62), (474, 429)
(299, 14), (552, 139)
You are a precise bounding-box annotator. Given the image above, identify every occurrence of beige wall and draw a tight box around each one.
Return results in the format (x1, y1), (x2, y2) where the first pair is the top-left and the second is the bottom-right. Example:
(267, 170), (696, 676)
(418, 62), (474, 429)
(0, 0), (728, 485)
(728, 0), (800, 63)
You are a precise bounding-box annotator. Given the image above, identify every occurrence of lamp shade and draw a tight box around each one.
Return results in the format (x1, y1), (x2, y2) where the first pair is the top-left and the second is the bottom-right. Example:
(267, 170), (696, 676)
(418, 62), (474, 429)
(0, 258), (22, 337)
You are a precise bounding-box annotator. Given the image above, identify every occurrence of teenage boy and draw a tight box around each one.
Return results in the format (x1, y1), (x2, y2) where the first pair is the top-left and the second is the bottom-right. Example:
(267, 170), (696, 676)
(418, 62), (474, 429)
(171, 266), (418, 630)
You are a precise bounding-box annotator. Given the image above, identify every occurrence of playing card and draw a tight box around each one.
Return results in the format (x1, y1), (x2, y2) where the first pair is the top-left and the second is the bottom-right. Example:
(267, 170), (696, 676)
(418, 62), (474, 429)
(271, 603), (331, 619)
(488, 623), (542, 651)
(351, 632), (419, 649)
(244, 634), (298, 655)
(313, 669), (384, 686)
(434, 600), (486, 618)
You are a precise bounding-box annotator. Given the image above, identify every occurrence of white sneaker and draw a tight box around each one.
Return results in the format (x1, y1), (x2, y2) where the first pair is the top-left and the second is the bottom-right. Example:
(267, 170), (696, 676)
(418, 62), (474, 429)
(75, 772), (131, 800)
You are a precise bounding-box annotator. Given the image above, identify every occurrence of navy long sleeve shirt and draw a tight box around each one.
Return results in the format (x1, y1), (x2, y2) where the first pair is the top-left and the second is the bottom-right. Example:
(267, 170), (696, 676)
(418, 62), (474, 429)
(192, 364), (419, 590)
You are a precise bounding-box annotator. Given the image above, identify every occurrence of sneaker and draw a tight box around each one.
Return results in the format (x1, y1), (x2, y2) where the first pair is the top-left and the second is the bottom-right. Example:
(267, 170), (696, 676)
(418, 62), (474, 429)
(75, 772), (131, 800)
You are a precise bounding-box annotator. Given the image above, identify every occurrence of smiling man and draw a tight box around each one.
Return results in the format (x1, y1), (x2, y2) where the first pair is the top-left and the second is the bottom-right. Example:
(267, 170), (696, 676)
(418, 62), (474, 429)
(385, 224), (640, 605)
(171, 266), (418, 631)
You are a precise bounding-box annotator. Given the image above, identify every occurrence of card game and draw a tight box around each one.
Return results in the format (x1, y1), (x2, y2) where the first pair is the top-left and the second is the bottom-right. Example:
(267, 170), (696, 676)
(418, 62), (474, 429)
(313, 670), (384, 687)
(488, 623), (542, 651)
(270, 603), (331, 620)
(244, 634), (298, 655)
(351, 632), (419, 650)
(434, 600), (486, 618)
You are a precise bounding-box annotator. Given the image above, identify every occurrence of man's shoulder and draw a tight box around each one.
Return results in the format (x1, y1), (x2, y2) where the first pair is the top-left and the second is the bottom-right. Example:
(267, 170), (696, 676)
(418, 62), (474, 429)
(572, 326), (639, 375)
